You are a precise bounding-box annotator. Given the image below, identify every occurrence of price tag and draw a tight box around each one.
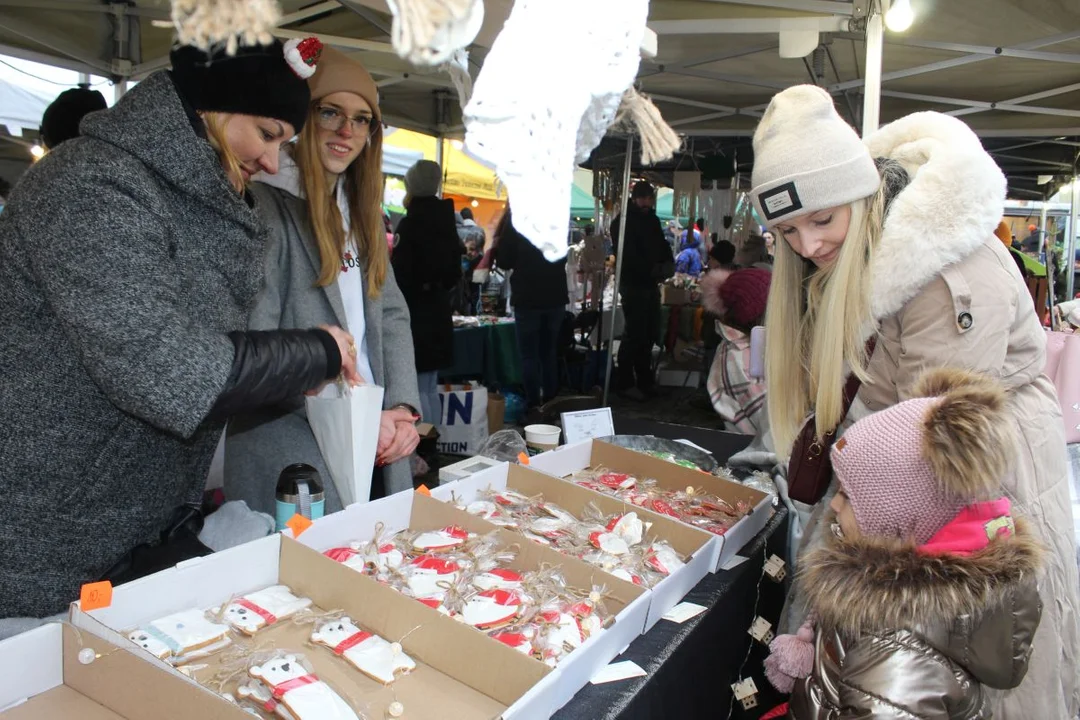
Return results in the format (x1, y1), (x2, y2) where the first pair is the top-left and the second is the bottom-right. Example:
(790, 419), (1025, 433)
(286, 513), (313, 537)
(560, 408), (615, 445)
(415, 484), (432, 497)
(80, 581), (113, 611)
(516, 452), (530, 465)
(661, 601), (708, 624)
(590, 660), (647, 684)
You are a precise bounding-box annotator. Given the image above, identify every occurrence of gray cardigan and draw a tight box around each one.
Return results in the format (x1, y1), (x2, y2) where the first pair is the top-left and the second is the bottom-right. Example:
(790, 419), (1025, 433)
(0, 72), (264, 618)
(225, 183), (420, 509)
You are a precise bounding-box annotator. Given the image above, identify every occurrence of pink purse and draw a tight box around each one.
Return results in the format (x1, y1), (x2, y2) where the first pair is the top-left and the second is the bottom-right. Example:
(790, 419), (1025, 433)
(1044, 329), (1080, 443)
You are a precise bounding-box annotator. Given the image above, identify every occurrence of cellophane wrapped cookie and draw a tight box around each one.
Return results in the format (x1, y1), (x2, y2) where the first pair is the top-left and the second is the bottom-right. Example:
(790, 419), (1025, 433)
(223, 650), (368, 720)
(310, 615), (417, 686)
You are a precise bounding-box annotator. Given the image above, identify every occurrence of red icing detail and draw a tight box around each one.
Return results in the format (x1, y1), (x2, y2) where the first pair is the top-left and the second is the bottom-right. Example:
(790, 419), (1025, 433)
(494, 494), (514, 506)
(605, 515), (624, 533)
(598, 473), (631, 489)
(323, 547), (358, 563)
(235, 598), (277, 626)
(588, 531), (604, 549)
(646, 554), (669, 575)
(488, 568), (522, 582)
(417, 597), (443, 609)
(568, 601), (593, 617)
(270, 674), (319, 700)
(444, 525), (469, 539)
(492, 631), (528, 648)
(334, 630), (374, 655)
(410, 555), (460, 573)
(481, 588), (521, 606)
(539, 609), (560, 623)
(377, 543), (396, 553)
(651, 499), (679, 518)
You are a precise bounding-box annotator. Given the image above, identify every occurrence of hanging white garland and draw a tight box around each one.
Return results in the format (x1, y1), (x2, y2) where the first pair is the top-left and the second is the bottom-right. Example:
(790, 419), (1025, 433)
(384, 0), (484, 66)
(170, 0), (280, 55)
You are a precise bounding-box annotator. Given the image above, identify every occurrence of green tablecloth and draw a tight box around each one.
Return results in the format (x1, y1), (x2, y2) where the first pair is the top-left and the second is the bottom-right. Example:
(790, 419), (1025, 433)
(438, 322), (523, 389)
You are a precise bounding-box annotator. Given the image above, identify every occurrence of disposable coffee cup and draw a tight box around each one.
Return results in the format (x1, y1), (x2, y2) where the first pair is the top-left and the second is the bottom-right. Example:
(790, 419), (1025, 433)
(524, 424), (561, 455)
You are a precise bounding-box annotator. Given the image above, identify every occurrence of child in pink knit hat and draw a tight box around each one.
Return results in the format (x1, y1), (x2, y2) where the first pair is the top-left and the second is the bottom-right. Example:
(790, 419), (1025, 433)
(763, 367), (1044, 719)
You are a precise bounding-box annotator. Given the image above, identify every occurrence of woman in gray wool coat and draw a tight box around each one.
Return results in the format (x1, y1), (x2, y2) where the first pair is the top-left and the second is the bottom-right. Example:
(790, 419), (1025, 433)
(226, 45), (422, 510)
(0, 38), (362, 631)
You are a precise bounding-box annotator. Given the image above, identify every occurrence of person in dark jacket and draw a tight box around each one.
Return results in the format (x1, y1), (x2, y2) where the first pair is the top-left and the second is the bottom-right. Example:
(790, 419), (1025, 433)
(609, 181), (675, 399)
(391, 160), (463, 423)
(40, 85), (108, 150)
(0, 38), (362, 629)
(495, 209), (569, 408)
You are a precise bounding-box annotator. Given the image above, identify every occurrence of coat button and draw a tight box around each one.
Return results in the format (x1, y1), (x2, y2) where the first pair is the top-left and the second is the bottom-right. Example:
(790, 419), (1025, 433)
(957, 311), (973, 330)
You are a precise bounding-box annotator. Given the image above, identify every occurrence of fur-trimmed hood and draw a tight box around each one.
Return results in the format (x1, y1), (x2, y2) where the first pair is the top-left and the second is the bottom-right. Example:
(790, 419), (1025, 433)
(866, 112), (1006, 321)
(801, 517), (1043, 685)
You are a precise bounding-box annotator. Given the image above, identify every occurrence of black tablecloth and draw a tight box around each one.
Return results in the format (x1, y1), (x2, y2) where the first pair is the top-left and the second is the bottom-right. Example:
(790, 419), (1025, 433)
(555, 420), (790, 720)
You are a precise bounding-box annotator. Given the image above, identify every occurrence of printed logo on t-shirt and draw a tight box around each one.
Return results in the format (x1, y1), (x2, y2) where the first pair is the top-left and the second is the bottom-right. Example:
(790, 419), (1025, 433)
(759, 181), (803, 220)
(341, 250), (361, 274)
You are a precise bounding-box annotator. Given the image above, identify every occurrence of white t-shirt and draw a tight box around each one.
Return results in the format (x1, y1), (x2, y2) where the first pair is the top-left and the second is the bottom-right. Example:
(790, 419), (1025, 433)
(334, 179), (375, 386)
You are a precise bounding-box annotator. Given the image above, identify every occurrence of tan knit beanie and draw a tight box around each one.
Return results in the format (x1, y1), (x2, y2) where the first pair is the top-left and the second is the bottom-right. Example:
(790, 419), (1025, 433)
(307, 46), (381, 122)
(751, 85), (879, 227)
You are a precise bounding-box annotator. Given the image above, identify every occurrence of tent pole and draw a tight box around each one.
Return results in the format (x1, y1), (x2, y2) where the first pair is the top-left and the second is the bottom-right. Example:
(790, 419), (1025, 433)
(602, 134), (635, 408)
(113, 80), (127, 103)
(1068, 175), (1079, 301)
(861, 1), (884, 136)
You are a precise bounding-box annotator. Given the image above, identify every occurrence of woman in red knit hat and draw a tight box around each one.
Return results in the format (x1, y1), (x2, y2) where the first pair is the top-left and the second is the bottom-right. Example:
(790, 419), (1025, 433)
(700, 267), (772, 435)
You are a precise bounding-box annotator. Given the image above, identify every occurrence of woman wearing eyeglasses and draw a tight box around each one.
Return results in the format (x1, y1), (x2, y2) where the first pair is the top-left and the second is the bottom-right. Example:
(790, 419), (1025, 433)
(226, 45), (421, 511)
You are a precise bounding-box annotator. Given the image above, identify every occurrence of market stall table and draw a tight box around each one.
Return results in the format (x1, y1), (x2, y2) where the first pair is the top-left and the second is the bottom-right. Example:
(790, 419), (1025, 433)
(554, 420), (789, 720)
(439, 316), (522, 388)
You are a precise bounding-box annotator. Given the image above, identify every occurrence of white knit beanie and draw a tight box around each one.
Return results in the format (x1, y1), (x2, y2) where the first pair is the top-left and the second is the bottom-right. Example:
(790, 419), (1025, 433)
(751, 85), (880, 227)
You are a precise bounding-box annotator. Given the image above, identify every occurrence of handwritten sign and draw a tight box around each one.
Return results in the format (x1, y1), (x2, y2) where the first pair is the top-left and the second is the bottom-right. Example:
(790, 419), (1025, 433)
(561, 408), (615, 445)
(285, 513), (313, 537)
(80, 581), (113, 611)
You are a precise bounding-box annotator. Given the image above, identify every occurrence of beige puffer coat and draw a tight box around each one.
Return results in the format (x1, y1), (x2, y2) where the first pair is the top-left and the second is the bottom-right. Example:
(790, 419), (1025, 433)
(791, 521), (1044, 719)
(789, 111), (1080, 719)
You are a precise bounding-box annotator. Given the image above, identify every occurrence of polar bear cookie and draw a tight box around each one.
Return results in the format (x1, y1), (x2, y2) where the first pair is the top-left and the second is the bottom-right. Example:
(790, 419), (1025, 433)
(311, 617), (416, 685)
(221, 585), (313, 636)
(244, 654), (358, 720)
(128, 608), (232, 663)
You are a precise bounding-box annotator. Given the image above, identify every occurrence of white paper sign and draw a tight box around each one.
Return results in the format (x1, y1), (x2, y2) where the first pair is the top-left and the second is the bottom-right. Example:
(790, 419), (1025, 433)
(661, 602), (708, 624)
(560, 407), (615, 445)
(590, 660), (647, 684)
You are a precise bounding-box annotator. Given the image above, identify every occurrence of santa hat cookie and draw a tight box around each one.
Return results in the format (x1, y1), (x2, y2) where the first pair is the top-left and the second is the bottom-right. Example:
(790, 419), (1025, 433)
(461, 588), (523, 630)
(283, 37), (323, 79)
(412, 525), (471, 552)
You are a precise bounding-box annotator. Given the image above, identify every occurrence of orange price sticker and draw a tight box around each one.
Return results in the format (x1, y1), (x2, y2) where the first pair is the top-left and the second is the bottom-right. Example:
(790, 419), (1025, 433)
(80, 581), (113, 611)
(517, 452), (530, 465)
(286, 513), (313, 537)
(416, 484), (432, 497)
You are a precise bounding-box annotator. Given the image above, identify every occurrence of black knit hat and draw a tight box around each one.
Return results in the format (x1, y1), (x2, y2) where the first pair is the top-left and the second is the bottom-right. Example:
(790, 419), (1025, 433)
(40, 87), (107, 149)
(170, 38), (315, 135)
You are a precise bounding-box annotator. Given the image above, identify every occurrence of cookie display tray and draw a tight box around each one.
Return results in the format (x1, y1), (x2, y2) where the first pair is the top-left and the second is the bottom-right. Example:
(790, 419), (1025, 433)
(292, 490), (650, 718)
(0, 623), (248, 719)
(69, 531), (551, 720)
(433, 462), (716, 632)
(527, 439), (773, 571)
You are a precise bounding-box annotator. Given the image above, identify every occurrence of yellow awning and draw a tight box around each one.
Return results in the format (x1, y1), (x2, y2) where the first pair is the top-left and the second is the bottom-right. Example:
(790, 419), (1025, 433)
(383, 128), (505, 201)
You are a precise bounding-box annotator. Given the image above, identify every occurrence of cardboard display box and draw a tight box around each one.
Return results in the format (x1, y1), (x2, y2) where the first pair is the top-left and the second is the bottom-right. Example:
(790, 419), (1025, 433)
(291, 490), (651, 716)
(0, 623), (248, 719)
(433, 462), (716, 631)
(527, 440), (773, 571)
(69, 531), (570, 720)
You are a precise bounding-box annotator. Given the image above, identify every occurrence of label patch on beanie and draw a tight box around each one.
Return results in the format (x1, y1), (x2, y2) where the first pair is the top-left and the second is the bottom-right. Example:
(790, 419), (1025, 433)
(760, 182), (802, 220)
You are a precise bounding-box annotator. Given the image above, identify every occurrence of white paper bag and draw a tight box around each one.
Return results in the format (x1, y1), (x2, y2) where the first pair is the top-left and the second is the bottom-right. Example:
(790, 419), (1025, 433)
(305, 384), (384, 507)
(436, 383), (489, 456)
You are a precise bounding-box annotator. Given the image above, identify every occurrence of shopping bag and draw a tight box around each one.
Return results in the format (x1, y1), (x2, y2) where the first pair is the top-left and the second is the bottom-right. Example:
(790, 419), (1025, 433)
(305, 383), (385, 507)
(436, 383), (489, 456)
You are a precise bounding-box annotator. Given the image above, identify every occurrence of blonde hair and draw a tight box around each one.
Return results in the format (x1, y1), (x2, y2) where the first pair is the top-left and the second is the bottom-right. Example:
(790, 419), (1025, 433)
(765, 184), (888, 457)
(295, 105), (387, 296)
(202, 112), (245, 194)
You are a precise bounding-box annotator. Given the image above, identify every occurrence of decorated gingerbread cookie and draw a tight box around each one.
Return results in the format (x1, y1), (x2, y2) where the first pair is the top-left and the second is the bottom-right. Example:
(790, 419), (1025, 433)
(605, 512), (645, 546)
(406, 555), (461, 599)
(242, 654), (358, 720)
(412, 524), (471, 552)
(311, 617), (416, 685)
(128, 608), (231, 663)
(472, 567), (523, 591)
(491, 628), (535, 656)
(461, 588), (522, 629)
(588, 530), (630, 556)
(220, 585), (313, 635)
(645, 542), (685, 575)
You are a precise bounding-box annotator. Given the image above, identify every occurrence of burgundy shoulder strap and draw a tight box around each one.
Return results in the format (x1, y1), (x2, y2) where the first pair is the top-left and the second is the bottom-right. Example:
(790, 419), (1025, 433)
(840, 337), (877, 419)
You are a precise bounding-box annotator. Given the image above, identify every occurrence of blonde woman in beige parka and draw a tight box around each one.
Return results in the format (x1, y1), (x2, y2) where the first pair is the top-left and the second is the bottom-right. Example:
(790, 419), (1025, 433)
(752, 85), (1079, 719)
